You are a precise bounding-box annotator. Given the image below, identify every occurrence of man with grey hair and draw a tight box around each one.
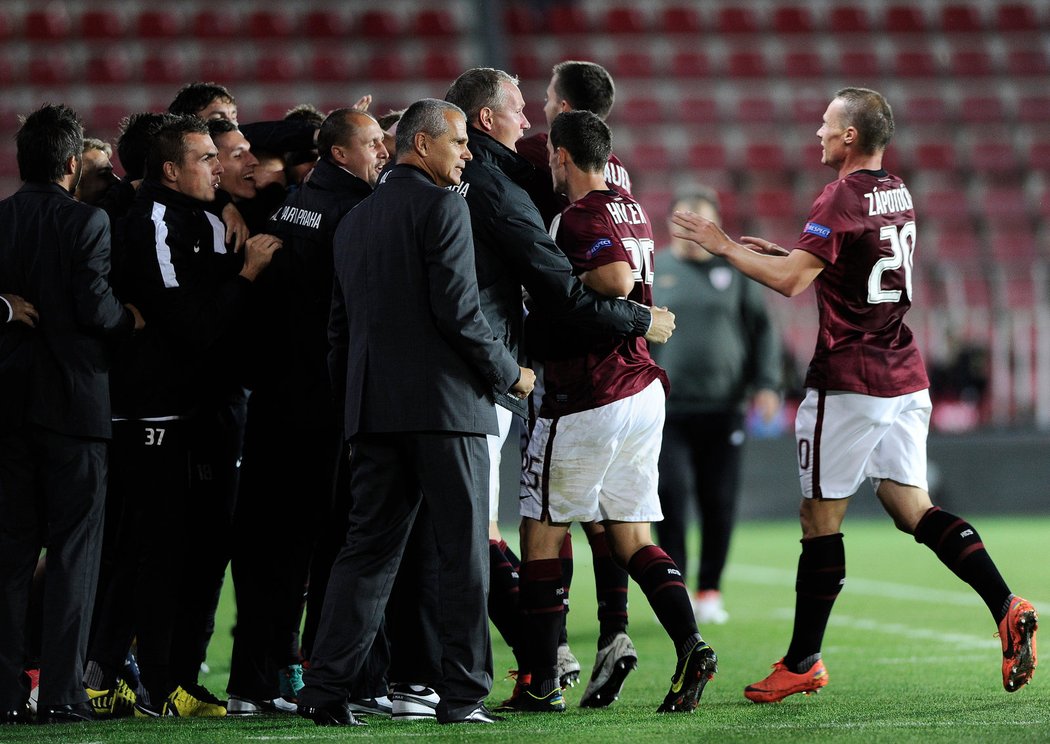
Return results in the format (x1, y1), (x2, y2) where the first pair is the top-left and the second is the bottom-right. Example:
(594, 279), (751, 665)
(75, 138), (120, 206)
(297, 98), (534, 727)
(444, 66), (676, 708)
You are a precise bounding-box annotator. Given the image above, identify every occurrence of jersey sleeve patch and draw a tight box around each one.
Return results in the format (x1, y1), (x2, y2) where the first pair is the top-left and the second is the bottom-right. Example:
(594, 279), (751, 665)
(804, 221), (832, 239)
(587, 237), (614, 258)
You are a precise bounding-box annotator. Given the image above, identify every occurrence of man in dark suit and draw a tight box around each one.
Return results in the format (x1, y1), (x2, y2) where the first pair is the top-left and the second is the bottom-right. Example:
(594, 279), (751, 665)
(298, 98), (535, 727)
(0, 104), (143, 725)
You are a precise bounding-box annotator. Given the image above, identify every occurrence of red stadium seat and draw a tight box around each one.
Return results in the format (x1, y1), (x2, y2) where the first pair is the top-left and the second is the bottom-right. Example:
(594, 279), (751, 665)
(783, 50), (824, 78)
(913, 142), (958, 171)
(901, 96), (952, 125)
(980, 186), (1030, 221)
(669, 51), (710, 78)
(1006, 49), (1050, 77)
(751, 188), (797, 219)
(509, 50), (544, 81)
(716, 7), (761, 34)
(303, 10), (349, 37)
(548, 5), (589, 34)
(660, 6), (703, 34)
(1018, 96), (1050, 123)
(791, 95), (828, 125)
(611, 51), (656, 79)
(363, 51), (408, 82)
(772, 6), (815, 34)
(0, 53), (12, 86)
(414, 9), (459, 37)
(309, 52), (355, 83)
(726, 51), (768, 78)
(995, 4), (1041, 32)
(136, 10), (181, 39)
(920, 189), (970, 222)
(197, 57), (245, 85)
(358, 10), (400, 37)
(884, 5), (928, 33)
(617, 96), (664, 126)
(958, 95), (1007, 125)
(25, 9), (71, 40)
(990, 230), (1039, 264)
(628, 143), (671, 173)
(931, 225), (982, 263)
(735, 96), (779, 125)
(940, 4), (985, 32)
(686, 142), (728, 171)
(745, 144), (796, 176)
(0, 12), (11, 41)
(81, 9), (125, 40)
(193, 9), (238, 40)
(142, 53), (185, 85)
(967, 142), (1021, 178)
(419, 49), (462, 82)
(504, 6), (541, 34)
(86, 105), (127, 139)
(829, 6), (871, 33)
(28, 54), (69, 86)
(1023, 139), (1050, 170)
(255, 55), (301, 83)
(679, 96), (720, 126)
(838, 48), (882, 79)
(604, 7), (647, 34)
(248, 10), (296, 38)
(893, 50), (940, 78)
(948, 49), (996, 76)
(87, 53), (132, 85)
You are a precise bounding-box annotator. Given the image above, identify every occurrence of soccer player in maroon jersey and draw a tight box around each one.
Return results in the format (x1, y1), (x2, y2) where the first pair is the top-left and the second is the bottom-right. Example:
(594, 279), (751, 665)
(512, 111), (717, 714)
(672, 87), (1037, 703)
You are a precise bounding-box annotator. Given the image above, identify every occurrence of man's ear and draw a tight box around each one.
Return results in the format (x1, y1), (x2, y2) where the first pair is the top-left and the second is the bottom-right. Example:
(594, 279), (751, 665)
(844, 125), (858, 145)
(329, 145), (346, 166)
(65, 154), (79, 175)
(162, 160), (178, 183)
(477, 106), (494, 132)
(414, 131), (429, 157)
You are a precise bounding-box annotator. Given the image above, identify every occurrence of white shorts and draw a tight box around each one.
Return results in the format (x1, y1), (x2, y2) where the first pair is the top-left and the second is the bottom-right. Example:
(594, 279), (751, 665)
(487, 404), (513, 520)
(519, 379), (665, 523)
(795, 388), (931, 500)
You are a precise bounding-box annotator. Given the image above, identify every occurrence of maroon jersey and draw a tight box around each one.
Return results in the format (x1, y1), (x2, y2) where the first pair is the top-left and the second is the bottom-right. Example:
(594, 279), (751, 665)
(541, 190), (668, 417)
(517, 132), (632, 227)
(795, 169), (929, 397)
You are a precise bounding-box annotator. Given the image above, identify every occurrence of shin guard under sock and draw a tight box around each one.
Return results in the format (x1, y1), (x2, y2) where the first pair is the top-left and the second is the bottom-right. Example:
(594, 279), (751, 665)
(520, 558), (565, 690)
(627, 545), (698, 650)
(587, 530), (629, 647)
(913, 507), (1011, 622)
(784, 533), (845, 671)
(488, 540), (525, 667)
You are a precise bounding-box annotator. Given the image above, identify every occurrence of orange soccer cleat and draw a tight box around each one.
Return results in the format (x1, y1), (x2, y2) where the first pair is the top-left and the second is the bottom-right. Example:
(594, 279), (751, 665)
(998, 596), (1038, 692)
(744, 657), (828, 703)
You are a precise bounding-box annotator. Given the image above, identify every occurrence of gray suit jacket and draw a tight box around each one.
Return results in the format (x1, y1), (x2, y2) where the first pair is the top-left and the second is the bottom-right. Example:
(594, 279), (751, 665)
(328, 164), (520, 439)
(0, 182), (131, 438)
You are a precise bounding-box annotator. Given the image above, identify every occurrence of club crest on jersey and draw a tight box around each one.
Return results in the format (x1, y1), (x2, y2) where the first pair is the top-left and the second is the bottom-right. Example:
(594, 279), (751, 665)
(587, 238), (613, 258)
(710, 266), (733, 291)
(804, 221), (831, 239)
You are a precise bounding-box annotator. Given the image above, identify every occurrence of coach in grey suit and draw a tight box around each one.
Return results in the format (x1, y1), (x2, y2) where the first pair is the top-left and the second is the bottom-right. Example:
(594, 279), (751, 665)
(0, 105), (142, 724)
(298, 99), (535, 727)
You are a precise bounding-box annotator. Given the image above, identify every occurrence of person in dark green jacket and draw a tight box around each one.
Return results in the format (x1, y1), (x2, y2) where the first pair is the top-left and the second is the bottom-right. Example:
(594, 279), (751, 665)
(652, 186), (782, 625)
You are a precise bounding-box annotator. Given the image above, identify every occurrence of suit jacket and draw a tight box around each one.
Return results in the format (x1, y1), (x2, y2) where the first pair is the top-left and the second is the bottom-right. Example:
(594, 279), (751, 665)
(328, 164), (520, 439)
(0, 182), (132, 438)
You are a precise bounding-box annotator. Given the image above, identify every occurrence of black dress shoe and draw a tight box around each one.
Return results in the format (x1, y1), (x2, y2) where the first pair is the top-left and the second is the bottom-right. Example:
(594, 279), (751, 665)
(297, 701), (366, 727)
(37, 701), (95, 724)
(1, 706), (31, 724)
(442, 704), (504, 724)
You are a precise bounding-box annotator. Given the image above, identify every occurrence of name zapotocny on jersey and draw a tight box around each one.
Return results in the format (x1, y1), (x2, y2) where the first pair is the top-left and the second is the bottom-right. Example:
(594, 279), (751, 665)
(794, 170), (929, 397)
(542, 189), (669, 418)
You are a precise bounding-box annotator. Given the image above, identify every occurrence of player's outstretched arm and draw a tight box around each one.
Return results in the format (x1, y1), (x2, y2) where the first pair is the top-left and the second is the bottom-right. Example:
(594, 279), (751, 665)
(672, 210), (824, 298)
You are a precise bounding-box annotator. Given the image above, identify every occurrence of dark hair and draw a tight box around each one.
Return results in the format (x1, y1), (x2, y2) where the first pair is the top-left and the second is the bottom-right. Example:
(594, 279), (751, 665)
(16, 104), (84, 183)
(548, 110), (611, 174)
(285, 103), (325, 127)
(445, 68), (517, 122)
(396, 99), (464, 156)
(168, 82), (235, 117)
(377, 108), (405, 132)
(317, 108), (376, 160)
(145, 115), (210, 181)
(118, 112), (175, 181)
(835, 87), (894, 154)
(551, 61), (616, 120)
(206, 117), (239, 141)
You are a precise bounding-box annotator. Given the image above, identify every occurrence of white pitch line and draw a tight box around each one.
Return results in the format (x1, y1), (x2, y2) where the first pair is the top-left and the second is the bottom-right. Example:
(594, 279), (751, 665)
(730, 564), (1050, 612)
(769, 607), (997, 648)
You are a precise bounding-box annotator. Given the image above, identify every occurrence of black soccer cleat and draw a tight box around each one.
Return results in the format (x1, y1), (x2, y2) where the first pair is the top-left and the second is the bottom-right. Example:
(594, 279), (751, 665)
(657, 640), (717, 713)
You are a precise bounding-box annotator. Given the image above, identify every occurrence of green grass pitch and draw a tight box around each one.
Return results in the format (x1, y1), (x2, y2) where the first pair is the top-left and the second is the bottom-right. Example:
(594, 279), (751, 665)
(8, 515), (1049, 743)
